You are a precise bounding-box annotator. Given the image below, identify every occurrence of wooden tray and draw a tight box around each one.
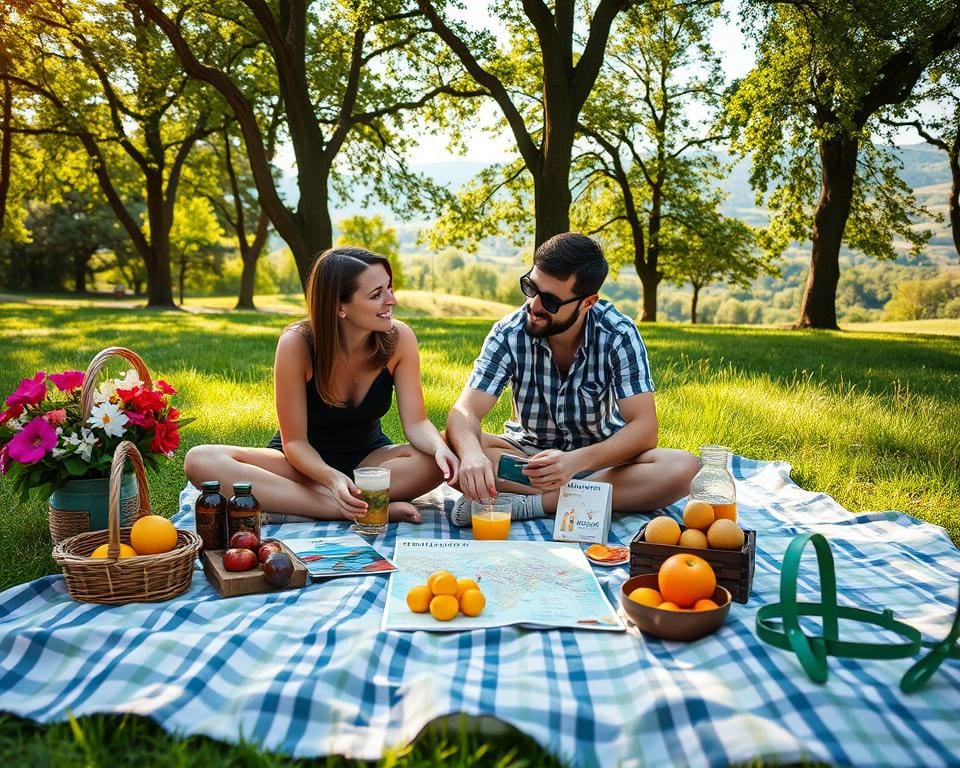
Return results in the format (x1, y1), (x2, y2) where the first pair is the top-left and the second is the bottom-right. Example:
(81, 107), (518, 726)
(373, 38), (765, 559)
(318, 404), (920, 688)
(202, 540), (308, 597)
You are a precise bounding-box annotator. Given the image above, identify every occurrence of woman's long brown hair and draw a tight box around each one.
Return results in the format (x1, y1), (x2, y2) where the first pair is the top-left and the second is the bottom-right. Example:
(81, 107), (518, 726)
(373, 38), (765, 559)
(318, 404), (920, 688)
(302, 247), (398, 406)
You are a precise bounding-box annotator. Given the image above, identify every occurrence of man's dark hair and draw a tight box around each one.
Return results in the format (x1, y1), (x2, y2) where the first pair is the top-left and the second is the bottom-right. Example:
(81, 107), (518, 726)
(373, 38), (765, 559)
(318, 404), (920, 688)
(533, 232), (608, 296)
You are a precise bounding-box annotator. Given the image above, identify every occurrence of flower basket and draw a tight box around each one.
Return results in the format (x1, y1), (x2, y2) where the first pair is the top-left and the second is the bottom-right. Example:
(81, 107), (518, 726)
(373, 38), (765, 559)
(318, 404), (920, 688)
(46, 347), (152, 543)
(52, 441), (201, 605)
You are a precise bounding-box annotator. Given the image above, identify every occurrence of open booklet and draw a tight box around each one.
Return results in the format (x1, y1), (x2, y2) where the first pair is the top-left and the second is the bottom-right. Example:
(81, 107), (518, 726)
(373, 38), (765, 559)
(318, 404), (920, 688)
(283, 535), (397, 580)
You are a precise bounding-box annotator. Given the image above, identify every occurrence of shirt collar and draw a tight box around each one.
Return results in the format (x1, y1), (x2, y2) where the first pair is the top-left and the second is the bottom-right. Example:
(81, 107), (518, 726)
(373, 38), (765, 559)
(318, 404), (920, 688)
(527, 300), (602, 351)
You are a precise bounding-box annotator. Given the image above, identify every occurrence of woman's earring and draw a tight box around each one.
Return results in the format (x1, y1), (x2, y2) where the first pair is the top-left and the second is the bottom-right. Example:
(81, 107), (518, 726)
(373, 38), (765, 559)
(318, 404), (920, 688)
(339, 311), (346, 318)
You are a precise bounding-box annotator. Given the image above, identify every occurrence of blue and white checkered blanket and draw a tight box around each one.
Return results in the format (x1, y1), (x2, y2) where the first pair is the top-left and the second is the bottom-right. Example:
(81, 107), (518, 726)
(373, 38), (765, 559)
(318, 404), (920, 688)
(2, 456), (959, 767)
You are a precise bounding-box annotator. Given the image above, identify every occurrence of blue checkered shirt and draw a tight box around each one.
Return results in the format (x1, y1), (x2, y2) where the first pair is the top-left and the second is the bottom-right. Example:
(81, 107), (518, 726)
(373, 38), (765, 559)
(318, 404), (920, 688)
(467, 300), (654, 450)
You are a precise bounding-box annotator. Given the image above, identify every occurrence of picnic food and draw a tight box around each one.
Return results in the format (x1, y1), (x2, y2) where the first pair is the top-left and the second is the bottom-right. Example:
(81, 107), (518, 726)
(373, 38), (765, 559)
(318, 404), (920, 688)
(258, 541), (283, 562)
(195, 481), (227, 552)
(429, 594), (460, 621)
(261, 552), (294, 586)
(585, 544), (629, 563)
(129, 514), (178, 555)
(227, 482), (261, 540)
(682, 500), (714, 530)
(457, 577), (480, 596)
(707, 518), (745, 550)
(90, 543), (138, 558)
(644, 516), (681, 545)
(690, 445), (737, 522)
(459, 589), (486, 617)
(230, 531), (260, 552)
(223, 547), (258, 571)
(678, 528), (708, 549)
(627, 586), (662, 607)
(658, 553), (717, 608)
(408, 570), (487, 620)
(406, 585), (432, 613)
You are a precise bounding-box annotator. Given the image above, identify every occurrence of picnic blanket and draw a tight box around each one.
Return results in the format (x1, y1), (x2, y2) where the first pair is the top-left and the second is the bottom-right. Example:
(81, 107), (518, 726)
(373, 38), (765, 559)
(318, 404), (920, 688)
(2, 455), (959, 767)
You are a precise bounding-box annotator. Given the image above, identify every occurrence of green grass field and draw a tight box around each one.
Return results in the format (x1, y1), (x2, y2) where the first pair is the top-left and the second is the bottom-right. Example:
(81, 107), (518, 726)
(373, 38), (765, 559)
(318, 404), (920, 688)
(1, 298), (957, 766)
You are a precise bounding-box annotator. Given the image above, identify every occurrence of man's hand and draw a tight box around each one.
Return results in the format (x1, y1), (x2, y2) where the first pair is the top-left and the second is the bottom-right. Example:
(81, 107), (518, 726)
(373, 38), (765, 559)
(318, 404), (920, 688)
(457, 450), (497, 501)
(524, 449), (582, 491)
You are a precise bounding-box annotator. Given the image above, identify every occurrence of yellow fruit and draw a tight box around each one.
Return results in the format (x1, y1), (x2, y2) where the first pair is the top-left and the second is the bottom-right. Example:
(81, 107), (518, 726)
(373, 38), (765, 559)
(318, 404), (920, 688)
(644, 516), (681, 545)
(129, 515), (178, 555)
(459, 588), (486, 617)
(456, 577), (480, 597)
(427, 570), (455, 594)
(658, 601), (682, 611)
(707, 518), (745, 550)
(429, 594), (459, 621)
(90, 543), (138, 559)
(693, 598), (719, 611)
(678, 528), (709, 549)
(682, 500), (715, 531)
(627, 587), (662, 607)
(406, 584), (431, 613)
(429, 571), (459, 596)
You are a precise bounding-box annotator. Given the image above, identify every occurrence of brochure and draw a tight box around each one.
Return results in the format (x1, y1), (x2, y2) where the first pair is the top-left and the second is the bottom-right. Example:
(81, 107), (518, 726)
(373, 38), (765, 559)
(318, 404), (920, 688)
(552, 479), (613, 544)
(284, 535), (397, 579)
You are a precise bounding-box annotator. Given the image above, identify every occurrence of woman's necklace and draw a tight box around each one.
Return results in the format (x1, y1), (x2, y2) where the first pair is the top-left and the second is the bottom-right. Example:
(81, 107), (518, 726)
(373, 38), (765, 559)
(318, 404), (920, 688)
(340, 354), (360, 385)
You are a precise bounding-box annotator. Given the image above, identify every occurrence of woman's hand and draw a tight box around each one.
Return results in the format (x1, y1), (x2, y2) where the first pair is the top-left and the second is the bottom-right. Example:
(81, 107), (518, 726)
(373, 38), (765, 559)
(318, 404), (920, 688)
(321, 470), (368, 520)
(434, 443), (460, 485)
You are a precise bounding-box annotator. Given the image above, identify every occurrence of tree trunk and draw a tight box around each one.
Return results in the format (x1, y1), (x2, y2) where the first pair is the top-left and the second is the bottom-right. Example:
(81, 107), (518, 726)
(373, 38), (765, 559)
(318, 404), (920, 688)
(637, 263), (660, 322)
(690, 283), (700, 324)
(235, 210), (270, 310)
(533, 133), (573, 247)
(73, 252), (88, 293)
(797, 136), (859, 329)
(0, 79), (10, 235)
(949, 134), (959, 257)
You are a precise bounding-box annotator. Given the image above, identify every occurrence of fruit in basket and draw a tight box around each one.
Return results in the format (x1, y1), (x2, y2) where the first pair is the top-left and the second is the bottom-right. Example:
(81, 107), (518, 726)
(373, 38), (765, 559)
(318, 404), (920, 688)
(223, 547), (258, 571)
(644, 516), (681, 545)
(706, 518), (745, 550)
(129, 515), (178, 555)
(90, 543), (138, 559)
(229, 531), (260, 552)
(658, 553), (716, 608)
(258, 541), (283, 563)
(261, 552), (294, 586)
(678, 528), (708, 549)
(682, 500), (715, 531)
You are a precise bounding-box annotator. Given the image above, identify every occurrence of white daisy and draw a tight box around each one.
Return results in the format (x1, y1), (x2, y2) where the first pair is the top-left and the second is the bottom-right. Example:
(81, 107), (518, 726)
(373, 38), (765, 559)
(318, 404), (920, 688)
(87, 401), (128, 438)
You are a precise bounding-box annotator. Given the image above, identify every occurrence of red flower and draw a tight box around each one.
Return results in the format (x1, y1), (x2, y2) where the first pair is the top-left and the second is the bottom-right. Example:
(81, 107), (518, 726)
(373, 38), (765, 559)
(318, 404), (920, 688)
(48, 370), (85, 392)
(118, 386), (167, 414)
(6, 372), (46, 407)
(125, 410), (157, 428)
(156, 380), (176, 395)
(0, 404), (24, 426)
(150, 420), (180, 455)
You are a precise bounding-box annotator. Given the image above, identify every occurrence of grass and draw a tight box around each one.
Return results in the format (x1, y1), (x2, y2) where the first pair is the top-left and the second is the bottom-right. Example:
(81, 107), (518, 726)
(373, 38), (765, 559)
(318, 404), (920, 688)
(1, 299), (959, 765)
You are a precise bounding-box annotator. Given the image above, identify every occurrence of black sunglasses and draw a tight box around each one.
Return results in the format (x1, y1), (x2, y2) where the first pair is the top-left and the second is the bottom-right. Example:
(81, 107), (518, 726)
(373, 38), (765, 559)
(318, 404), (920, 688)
(519, 271), (586, 314)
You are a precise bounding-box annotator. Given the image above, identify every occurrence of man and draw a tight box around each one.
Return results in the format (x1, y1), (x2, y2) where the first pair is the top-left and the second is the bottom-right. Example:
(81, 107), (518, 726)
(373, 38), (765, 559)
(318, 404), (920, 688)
(447, 232), (698, 525)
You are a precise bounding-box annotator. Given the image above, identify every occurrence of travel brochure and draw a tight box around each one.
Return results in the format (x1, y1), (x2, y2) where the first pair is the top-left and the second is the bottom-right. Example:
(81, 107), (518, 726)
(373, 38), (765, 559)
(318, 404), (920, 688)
(284, 535), (397, 580)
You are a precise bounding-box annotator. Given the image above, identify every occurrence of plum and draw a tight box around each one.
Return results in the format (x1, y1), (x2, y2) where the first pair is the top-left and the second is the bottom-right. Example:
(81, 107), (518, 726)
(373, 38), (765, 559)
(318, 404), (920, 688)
(229, 531), (260, 552)
(258, 541), (283, 563)
(223, 547), (258, 572)
(262, 552), (294, 586)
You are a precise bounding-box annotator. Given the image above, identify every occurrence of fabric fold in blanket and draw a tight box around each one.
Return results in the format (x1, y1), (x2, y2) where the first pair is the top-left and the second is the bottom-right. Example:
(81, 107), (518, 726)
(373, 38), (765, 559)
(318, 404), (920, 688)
(1, 455), (958, 767)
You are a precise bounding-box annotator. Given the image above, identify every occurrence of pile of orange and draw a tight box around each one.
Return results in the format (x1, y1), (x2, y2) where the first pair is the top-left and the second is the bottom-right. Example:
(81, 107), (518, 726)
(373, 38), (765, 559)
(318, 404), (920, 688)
(628, 553), (719, 612)
(643, 501), (745, 551)
(88, 515), (179, 559)
(406, 570), (486, 621)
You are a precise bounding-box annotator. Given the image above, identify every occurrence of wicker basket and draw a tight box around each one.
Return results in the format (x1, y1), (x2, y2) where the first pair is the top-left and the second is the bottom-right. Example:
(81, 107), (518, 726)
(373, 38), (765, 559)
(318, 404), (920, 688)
(47, 347), (152, 543)
(52, 441), (201, 605)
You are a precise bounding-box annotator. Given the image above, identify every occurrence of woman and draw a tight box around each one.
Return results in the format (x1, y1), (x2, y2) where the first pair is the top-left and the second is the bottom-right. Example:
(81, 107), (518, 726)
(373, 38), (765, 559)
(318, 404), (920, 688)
(185, 247), (458, 523)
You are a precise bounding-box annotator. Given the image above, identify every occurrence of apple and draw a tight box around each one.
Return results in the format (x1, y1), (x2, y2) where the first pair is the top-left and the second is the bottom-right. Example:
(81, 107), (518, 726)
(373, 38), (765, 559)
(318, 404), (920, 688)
(229, 531), (260, 552)
(258, 541), (283, 563)
(261, 552), (294, 586)
(223, 547), (258, 572)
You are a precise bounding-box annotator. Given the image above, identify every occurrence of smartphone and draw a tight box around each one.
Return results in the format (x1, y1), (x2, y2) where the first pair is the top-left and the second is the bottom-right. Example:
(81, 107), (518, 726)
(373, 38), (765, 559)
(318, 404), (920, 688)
(497, 454), (532, 486)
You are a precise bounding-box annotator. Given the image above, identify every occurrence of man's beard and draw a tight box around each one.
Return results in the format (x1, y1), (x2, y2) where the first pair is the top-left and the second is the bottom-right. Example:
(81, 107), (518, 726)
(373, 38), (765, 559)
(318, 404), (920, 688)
(524, 303), (581, 338)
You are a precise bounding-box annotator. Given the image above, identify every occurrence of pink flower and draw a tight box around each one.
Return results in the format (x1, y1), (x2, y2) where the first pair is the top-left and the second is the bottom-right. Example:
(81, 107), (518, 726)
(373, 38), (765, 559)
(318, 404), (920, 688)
(6, 372), (47, 407)
(125, 410), (157, 428)
(0, 445), (9, 475)
(6, 416), (58, 464)
(45, 409), (68, 425)
(0, 403), (24, 426)
(48, 370), (85, 392)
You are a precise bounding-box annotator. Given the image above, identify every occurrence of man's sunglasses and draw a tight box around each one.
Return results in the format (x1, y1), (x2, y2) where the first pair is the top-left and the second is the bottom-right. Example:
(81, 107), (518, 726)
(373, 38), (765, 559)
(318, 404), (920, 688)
(519, 271), (587, 314)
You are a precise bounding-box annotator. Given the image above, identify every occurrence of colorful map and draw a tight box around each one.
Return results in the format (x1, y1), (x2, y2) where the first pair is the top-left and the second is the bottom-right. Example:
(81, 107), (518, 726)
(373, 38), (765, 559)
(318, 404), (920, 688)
(382, 538), (625, 632)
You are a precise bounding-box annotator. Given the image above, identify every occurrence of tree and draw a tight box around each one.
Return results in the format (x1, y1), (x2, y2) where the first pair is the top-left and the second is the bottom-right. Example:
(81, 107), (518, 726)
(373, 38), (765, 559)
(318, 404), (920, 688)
(726, 0), (960, 328)
(166, 196), (227, 305)
(418, 0), (630, 248)
(336, 214), (404, 289)
(133, 0), (475, 289)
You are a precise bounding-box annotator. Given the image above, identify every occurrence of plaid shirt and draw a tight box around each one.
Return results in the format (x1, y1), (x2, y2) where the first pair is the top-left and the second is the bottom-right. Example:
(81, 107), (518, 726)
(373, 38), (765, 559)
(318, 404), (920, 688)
(467, 300), (654, 450)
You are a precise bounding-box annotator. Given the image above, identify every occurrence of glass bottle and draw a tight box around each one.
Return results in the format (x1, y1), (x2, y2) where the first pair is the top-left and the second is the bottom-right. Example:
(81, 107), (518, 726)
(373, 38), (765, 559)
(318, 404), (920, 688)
(227, 482), (261, 541)
(195, 480), (227, 553)
(689, 445), (737, 521)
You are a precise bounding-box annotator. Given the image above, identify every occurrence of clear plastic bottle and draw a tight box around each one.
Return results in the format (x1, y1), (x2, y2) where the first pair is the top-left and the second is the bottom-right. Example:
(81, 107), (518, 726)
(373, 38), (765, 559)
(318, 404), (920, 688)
(689, 445), (737, 521)
(227, 482), (261, 541)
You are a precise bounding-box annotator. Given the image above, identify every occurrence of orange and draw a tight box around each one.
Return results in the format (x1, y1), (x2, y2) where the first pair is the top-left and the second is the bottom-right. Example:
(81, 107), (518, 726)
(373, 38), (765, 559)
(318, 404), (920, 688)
(627, 587), (662, 607)
(644, 516), (681, 545)
(693, 598), (719, 611)
(683, 500), (715, 531)
(428, 571), (458, 596)
(406, 584), (431, 613)
(658, 553), (717, 608)
(707, 519), (745, 550)
(678, 528), (709, 549)
(429, 594), (459, 621)
(90, 543), (138, 559)
(459, 588), (486, 617)
(658, 601), (682, 611)
(456, 577), (480, 597)
(129, 515), (178, 555)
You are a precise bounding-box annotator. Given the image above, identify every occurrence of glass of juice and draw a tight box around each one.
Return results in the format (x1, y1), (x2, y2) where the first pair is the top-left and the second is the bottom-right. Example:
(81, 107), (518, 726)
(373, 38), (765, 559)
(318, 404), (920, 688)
(352, 467), (390, 537)
(471, 500), (511, 540)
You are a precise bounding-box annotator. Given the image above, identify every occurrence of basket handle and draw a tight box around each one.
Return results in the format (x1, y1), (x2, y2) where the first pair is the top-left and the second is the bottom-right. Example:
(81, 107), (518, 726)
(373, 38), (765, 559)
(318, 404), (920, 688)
(80, 347), (154, 419)
(106, 441), (151, 556)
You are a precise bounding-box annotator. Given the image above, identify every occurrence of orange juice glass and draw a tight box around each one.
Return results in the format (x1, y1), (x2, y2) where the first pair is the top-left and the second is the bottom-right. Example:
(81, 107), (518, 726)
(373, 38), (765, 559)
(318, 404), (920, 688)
(471, 501), (511, 540)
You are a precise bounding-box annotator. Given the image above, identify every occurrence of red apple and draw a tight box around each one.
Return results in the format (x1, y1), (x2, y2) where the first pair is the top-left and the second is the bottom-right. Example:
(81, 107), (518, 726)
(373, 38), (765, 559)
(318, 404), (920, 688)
(262, 552), (294, 586)
(258, 541), (283, 563)
(223, 547), (258, 571)
(229, 531), (260, 552)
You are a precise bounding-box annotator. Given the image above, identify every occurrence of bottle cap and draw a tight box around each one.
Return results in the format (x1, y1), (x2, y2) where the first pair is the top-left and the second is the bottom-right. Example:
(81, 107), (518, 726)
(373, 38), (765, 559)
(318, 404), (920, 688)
(232, 482), (253, 493)
(200, 480), (221, 493)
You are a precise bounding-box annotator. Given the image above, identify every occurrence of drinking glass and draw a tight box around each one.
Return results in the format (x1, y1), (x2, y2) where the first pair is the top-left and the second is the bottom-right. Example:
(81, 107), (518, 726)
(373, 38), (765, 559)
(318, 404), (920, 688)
(352, 467), (390, 537)
(471, 500), (511, 540)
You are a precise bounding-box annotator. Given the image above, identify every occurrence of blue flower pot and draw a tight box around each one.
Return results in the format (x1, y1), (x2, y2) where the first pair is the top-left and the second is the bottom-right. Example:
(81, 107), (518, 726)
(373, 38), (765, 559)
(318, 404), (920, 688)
(48, 473), (139, 536)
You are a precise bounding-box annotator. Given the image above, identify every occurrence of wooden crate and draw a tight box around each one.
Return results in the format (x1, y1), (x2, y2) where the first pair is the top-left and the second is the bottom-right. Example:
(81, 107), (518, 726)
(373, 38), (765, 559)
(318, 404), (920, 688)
(630, 523), (756, 603)
(203, 540), (308, 598)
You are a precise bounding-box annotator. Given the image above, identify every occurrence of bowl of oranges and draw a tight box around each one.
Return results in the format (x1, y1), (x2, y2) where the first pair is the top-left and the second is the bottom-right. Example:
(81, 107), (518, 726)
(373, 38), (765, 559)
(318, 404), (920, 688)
(620, 553), (730, 641)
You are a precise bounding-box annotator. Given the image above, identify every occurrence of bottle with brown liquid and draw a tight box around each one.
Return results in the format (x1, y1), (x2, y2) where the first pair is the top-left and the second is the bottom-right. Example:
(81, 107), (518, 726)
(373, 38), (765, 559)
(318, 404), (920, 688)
(689, 445), (737, 521)
(195, 480), (227, 552)
(227, 482), (261, 541)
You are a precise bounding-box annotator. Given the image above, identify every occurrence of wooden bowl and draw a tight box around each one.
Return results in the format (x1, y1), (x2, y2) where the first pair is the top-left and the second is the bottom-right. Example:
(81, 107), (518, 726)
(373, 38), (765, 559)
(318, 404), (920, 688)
(620, 573), (731, 641)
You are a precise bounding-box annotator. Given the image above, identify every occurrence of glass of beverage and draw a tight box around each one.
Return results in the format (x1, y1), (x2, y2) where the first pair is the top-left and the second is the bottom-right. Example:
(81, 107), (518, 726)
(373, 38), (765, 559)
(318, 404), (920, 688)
(471, 500), (511, 540)
(352, 467), (390, 537)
